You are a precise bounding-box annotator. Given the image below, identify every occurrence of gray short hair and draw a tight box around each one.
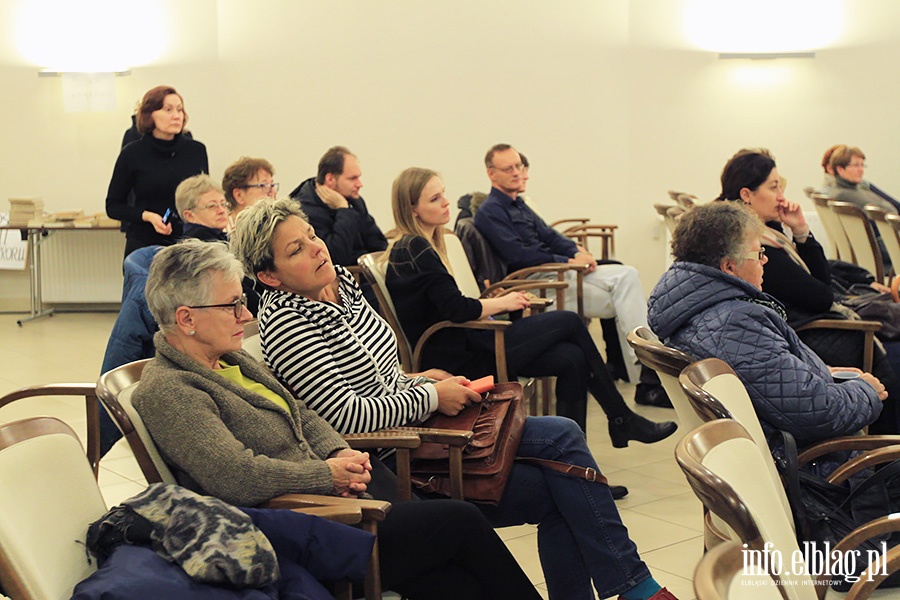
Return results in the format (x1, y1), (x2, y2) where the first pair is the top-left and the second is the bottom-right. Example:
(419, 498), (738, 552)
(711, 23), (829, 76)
(175, 174), (223, 220)
(671, 202), (765, 267)
(230, 197), (308, 287)
(146, 239), (245, 332)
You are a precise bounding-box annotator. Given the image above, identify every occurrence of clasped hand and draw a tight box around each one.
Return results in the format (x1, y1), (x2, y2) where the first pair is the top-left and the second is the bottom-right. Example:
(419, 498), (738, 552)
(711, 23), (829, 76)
(327, 449), (372, 497)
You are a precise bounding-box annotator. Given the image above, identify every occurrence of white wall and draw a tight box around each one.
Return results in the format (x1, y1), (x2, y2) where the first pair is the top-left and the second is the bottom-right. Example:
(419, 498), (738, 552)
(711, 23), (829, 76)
(2, 0), (899, 307)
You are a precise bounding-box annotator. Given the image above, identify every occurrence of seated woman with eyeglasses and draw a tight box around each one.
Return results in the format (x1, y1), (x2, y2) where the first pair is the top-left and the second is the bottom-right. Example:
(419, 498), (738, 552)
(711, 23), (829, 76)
(231, 198), (678, 600)
(176, 174), (260, 316)
(648, 202), (888, 463)
(222, 157), (280, 231)
(132, 239), (542, 600)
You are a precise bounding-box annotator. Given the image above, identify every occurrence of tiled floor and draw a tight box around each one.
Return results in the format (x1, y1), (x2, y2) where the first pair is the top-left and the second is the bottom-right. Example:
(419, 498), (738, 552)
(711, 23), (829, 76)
(0, 312), (703, 599)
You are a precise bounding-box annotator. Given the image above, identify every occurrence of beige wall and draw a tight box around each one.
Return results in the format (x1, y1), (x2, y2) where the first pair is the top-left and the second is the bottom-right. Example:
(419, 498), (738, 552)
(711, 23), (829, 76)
(2, 0), (899, 306)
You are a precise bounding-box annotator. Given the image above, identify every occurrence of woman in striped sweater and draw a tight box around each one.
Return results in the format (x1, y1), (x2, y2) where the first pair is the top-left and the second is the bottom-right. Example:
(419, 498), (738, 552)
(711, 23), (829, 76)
(230, 198), (676, 600)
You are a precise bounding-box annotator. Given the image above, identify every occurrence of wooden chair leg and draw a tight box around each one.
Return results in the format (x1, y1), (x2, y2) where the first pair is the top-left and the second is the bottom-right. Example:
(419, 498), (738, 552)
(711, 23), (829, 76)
(362, 521), (382, 600)
(449, 446), (464, 500)
(394, 448), (411, 502)
(540, 377), (552, 416)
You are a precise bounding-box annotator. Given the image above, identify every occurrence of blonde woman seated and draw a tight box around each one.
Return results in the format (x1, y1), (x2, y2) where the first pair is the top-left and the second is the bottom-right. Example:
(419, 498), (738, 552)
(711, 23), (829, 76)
(384, 167), (675, 446)
(231, 198), (677, 600)
(131, 239), (541, 600)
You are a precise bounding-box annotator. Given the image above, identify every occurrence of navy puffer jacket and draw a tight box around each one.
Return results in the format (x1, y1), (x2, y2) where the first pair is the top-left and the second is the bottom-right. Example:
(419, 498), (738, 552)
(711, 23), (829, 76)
(648, 261), (881, 448)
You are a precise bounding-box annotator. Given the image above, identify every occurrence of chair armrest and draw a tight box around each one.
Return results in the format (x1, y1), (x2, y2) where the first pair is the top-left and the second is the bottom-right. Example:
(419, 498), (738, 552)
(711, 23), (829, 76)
(413, 320), (511, 381)
(560, 224), (618, 234)
(549, 218), (589, 229)
(292, 505), (364, 525)
(827, 444), (900, 485)
(795, 319), (881, 332)
(344, 431), (421, 450)
(798, 435), (900, 465)
(481, 280), (568, 298)
(262, 494), (391, 521)
(385, 426), (474, 447)
(821, 515), (900, 598)
(506, 263), (588, 279)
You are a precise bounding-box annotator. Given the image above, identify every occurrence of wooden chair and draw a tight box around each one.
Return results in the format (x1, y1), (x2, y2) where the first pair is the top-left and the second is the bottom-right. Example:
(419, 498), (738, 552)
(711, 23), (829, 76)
(667, 190), (699, 210)
(626, 327), (699, 431)
(442, 233), (567, 415)
(804, 188), (847, 261)
(677, 418), (900, 599)
(0, 383), (101, 477)
(693, 540), (783, 600)
(679, 358), (900, 518)
(654, 203), (686, 236)
(831, 201), (886, 284)
(519, 196), (618, 260)
(0, 417), (107, 600)
(96, 360), (390, 600)
(864, 206), (900, 278)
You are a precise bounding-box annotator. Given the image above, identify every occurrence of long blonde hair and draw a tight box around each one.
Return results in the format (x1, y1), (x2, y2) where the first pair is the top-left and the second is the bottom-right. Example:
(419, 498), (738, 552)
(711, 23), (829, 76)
(385, 167), (452, 273)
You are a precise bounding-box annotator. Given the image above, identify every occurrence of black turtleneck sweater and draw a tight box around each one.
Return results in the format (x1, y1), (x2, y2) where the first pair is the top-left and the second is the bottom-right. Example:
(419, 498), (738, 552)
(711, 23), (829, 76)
(106, 133), (208, 248)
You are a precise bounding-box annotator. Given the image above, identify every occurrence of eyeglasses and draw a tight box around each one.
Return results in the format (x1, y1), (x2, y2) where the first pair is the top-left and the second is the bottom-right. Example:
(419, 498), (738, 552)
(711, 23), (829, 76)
(187, 294), (248, 319)
(847, 163), (867, 169)
(489, 164), (525, 174)
(241, 182), (280, 193)
(744, 248), (766, 261)
(194, 201), (229, 212)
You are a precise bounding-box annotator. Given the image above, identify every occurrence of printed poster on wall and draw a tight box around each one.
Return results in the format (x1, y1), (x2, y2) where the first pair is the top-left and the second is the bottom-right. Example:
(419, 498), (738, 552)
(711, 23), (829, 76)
(0, 213), (28, 270)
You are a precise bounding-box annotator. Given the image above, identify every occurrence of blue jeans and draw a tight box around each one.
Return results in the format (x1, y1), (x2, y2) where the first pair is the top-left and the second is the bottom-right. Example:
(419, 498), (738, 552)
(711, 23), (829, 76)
(477, 416), (651, 599)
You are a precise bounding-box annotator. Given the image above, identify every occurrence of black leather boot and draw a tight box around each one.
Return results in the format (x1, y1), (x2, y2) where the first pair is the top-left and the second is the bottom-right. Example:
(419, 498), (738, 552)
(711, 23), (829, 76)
(609, 413), (677, 448)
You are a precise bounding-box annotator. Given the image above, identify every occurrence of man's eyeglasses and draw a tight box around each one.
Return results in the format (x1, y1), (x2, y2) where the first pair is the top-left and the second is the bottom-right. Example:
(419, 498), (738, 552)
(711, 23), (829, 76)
(488, 164), (525, 174)
(744, 248), (766, 261)
(847, 163), (867, 169)
(187, 294), (248, 319)
(242, 182), (280, 193)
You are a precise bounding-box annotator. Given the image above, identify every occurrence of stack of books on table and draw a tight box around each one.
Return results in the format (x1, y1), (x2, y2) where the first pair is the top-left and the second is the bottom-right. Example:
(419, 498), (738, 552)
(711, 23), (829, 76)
(8, 198), (44, 227)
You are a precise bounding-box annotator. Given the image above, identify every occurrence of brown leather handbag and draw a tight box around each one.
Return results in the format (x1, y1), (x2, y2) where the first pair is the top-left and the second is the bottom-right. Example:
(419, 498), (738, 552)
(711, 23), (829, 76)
(410, 382), (606, 504)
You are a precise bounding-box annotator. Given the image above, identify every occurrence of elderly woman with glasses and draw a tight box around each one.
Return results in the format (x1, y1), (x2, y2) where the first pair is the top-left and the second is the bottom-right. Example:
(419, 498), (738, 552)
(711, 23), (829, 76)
(648, 202), (887, 463)
(222, 157), (279, 230)
(175, 173), (261, 316)
(131, 239), (543, 600)
(231, 198), (677, 600)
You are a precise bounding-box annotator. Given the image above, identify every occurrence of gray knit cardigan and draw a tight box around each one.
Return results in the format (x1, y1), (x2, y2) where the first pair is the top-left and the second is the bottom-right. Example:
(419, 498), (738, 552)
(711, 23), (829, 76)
(133, 332), (349, 507)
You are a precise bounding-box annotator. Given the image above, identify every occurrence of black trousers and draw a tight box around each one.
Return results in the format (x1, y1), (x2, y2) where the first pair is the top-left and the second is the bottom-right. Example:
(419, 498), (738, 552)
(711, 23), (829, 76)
(368, 462), (540, 600)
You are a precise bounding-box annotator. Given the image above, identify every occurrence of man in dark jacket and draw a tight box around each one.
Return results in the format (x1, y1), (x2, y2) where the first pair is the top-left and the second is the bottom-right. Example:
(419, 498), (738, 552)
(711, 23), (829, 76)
(289, 146), (387, 267)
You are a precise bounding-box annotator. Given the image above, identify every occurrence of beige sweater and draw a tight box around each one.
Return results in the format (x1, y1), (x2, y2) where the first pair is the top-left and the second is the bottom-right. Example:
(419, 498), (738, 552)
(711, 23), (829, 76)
(133, 332), (349, 506)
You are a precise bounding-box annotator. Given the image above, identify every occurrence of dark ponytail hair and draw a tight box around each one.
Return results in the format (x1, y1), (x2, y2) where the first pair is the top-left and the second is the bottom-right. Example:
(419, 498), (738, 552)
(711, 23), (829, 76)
(716, 150), (776, 202)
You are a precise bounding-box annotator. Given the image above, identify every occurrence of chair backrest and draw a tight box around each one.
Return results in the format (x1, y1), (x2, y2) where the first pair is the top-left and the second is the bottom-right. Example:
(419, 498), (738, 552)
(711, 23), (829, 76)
(625, 327), (701, 432)
(357, 252), (414, 372)
(452, 218), (506, 292)
(444, 231), (487, 298)
(653, 203), (685, 235)
(693, 540), (784, 600)
(804, 188), (845, 261)
(242, 319), (265, 363)
(678, 358), (793, 528)
(0, 416), (107, 600)
(831, 200), (885, 282)
(676, 419), (815, 599)
(865, 205), (900, 272)
(96, 359), (176, 485)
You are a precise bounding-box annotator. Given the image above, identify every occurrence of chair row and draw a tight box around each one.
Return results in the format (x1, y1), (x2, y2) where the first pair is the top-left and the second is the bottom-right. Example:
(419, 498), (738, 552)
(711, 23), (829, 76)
(627, 327), (900, 598)
(806, 188), (900, 292)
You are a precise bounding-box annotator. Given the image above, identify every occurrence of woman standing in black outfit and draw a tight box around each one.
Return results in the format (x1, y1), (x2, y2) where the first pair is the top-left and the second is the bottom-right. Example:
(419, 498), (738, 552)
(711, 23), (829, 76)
(106, 85), (208, 258)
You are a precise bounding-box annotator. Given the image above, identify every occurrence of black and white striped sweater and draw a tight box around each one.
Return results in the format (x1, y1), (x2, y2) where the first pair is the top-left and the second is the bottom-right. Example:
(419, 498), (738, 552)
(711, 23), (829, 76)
(259, 266), (438, 443)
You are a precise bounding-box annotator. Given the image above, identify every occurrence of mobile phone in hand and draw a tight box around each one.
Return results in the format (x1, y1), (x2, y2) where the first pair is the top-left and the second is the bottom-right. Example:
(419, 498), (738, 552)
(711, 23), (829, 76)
(464, 375), (495, 394)
(162, 208), (172, 224)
